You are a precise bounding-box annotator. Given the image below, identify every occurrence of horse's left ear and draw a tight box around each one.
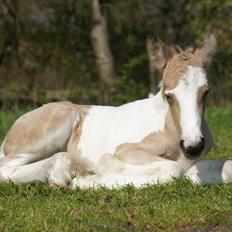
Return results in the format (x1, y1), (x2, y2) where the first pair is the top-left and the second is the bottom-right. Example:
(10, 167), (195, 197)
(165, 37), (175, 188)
(147, 33), (173, 73)
(195, 32), (217, 65)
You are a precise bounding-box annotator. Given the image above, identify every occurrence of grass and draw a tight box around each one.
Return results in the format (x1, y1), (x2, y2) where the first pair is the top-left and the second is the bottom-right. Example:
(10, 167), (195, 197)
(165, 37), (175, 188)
(0, 106), (232, 231)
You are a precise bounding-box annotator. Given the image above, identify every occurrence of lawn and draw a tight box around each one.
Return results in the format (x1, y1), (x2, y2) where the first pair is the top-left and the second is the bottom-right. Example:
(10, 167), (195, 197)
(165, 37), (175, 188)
(0, 107), (232, 232)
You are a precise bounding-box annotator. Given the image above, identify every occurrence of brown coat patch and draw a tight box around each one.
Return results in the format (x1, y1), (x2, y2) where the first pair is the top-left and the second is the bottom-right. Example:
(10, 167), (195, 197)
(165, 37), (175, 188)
(67, 106), (95, 176)
(163, 52), (205, 90)
(4, 102), (78, 159)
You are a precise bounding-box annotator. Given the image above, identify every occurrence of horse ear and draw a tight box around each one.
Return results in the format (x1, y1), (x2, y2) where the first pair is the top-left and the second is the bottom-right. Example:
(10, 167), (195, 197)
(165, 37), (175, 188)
(195, 32), (217, 65)
(147, 34), (173, 72)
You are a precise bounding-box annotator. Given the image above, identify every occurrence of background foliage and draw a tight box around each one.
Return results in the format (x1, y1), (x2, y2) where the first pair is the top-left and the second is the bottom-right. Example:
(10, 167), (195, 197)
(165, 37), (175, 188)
(0, 0), (231, 109)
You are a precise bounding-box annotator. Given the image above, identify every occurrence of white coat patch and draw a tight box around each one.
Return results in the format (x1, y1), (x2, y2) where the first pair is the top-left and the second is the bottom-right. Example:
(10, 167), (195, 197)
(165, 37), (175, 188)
(77, 92), (168, 163)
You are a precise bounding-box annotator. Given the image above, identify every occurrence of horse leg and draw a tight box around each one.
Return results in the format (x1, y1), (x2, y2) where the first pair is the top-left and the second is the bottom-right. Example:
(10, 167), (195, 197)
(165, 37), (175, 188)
(185, 160), (232, 184)
(0, 152), (72, 187)
(71, 158), (183, 189)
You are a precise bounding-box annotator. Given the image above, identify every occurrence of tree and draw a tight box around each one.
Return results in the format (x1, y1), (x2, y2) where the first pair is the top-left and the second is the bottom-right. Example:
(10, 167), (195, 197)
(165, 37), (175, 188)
(91, 0), (116, 87)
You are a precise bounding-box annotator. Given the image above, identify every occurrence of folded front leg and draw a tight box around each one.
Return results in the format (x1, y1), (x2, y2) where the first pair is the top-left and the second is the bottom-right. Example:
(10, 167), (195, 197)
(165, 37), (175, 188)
(71, 160), (183, 189)
(185, 160), (232, 184)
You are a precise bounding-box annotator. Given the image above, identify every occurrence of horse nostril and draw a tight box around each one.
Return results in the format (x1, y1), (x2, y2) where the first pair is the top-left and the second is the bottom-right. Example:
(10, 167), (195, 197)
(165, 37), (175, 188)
(186, 146), (192, 155)
(180, 139), (184, 148)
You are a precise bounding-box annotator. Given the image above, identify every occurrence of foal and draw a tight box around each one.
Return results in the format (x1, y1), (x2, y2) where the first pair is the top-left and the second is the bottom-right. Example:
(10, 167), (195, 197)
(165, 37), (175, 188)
(0, 33), (231, 188)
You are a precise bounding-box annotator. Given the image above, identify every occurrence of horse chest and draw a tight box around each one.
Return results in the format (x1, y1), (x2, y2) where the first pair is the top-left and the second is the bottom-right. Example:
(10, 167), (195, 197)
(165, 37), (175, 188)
(76, 98), (169, 163)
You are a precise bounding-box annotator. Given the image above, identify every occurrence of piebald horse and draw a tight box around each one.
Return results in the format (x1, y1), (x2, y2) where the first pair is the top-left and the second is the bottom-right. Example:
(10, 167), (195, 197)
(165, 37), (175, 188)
(0, 33), (231, 188)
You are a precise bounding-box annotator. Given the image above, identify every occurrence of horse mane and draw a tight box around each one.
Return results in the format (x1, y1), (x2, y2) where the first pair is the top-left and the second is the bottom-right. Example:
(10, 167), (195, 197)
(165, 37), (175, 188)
(172, 44), (198, 60)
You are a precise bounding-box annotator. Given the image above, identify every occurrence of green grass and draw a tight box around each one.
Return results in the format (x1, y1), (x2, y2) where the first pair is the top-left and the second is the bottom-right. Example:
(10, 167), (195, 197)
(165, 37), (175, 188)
(0, 107), (232, 231)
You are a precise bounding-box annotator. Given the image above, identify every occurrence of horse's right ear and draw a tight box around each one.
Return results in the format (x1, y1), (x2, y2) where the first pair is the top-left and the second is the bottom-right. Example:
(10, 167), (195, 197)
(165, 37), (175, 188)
(194, 32), (217, 66)
(147, 33), (173, 73)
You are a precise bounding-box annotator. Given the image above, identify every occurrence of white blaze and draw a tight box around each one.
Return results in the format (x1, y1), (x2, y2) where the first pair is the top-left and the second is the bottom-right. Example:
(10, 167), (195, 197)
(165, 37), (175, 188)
(166, 66), (207, 147)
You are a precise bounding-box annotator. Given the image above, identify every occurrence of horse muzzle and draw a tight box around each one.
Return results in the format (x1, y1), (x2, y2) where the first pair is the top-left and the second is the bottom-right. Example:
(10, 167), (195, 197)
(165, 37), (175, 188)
(180, 138), (205, 159)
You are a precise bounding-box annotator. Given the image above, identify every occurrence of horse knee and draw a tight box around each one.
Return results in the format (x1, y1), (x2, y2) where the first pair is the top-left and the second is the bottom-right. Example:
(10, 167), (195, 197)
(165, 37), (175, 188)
(159, 162), (183, 183)
(146, 161), (183, 184)
(169, 162), (183, 177)
(48, 152), (72, 187)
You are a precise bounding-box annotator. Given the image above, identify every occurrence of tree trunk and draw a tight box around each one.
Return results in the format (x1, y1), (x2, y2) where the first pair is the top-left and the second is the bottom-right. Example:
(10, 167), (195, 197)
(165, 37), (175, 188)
(146, 38), (159, 94)
(91, 0), (116, 86)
